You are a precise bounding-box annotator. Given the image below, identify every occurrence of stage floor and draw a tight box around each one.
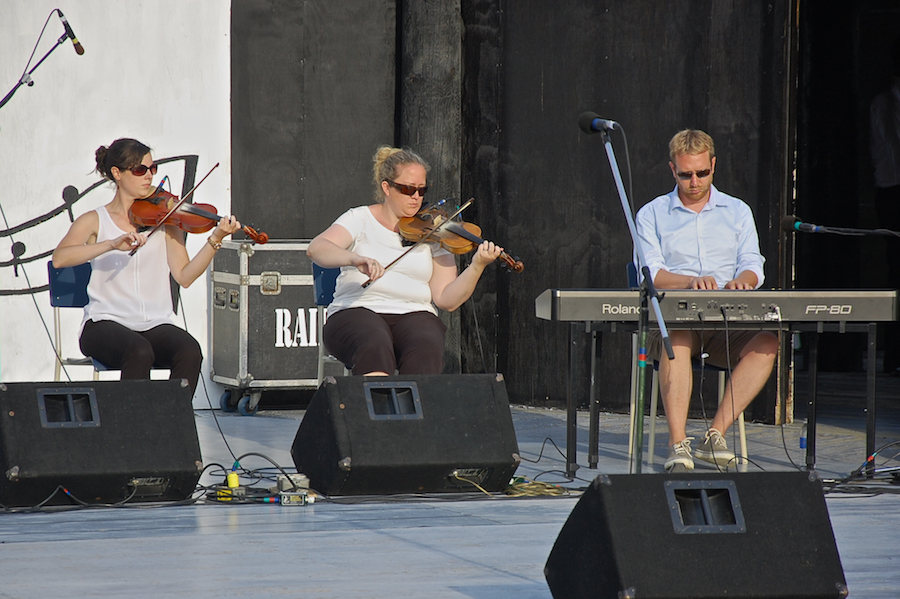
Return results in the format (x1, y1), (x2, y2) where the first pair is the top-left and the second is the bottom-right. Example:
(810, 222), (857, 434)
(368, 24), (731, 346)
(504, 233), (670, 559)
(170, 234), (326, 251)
(0, 373), (898, 598)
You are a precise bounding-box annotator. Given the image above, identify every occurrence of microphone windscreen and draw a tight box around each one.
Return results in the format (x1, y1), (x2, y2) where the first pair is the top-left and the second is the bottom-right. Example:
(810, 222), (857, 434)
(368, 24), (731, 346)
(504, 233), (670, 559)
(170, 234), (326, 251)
(781, 215), (799, 232)
(578, 112), (601, 134)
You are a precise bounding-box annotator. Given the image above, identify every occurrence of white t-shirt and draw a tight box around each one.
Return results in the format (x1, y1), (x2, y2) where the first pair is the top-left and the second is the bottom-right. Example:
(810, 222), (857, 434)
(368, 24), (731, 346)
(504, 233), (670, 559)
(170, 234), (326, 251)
(81, 206), (175, 333)
(327, 206), (452, 317)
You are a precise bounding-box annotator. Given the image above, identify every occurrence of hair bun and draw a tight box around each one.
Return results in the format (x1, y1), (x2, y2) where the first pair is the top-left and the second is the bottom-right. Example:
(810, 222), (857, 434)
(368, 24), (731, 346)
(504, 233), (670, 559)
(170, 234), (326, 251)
(95, 145), (109, 171)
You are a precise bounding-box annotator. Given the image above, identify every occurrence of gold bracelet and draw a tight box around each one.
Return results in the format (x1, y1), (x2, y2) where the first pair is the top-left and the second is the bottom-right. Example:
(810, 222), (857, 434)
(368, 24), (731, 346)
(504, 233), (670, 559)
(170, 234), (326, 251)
(207, 237), (223, 251)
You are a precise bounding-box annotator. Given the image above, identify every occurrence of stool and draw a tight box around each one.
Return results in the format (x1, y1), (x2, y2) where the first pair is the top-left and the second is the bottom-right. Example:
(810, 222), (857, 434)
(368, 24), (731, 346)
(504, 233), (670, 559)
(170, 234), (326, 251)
(628, 337), (748, 471)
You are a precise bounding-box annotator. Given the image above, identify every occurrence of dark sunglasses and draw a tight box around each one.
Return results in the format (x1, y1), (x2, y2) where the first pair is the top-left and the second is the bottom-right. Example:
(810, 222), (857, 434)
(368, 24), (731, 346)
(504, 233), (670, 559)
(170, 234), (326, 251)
(129, 164), (159, 176)
(676, 168), (711, 180)
(386, 180), (428, 196)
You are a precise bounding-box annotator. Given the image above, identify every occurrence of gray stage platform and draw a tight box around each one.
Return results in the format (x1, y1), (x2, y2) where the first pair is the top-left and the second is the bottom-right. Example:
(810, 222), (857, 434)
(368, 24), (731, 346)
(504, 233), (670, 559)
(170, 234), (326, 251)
(0, 374), (898, 598)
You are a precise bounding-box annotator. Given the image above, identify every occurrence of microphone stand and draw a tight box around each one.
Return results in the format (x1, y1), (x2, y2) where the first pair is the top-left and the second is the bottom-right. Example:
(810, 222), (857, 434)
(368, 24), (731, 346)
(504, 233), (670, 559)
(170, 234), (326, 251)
(788, 220), (900, 477)
(593, 127), (674, 474)
(798, 224), (899, 237)
(0, 32), (69, 111)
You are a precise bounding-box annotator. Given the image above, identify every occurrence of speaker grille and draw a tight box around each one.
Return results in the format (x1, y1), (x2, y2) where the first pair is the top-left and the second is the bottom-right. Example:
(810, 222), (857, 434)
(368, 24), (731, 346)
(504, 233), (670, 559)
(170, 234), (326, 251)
(664, 479), (746, 534)
(364, 381), (423, 420)
(38, 388), (101, 428)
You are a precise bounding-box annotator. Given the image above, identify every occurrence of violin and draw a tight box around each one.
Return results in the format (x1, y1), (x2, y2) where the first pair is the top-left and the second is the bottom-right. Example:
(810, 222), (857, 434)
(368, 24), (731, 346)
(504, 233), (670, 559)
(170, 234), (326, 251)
(361, 198), (523, 288)
(126, 163), (268, 257)
(130, 188), (269, 244)
(398, 201), (524, 272)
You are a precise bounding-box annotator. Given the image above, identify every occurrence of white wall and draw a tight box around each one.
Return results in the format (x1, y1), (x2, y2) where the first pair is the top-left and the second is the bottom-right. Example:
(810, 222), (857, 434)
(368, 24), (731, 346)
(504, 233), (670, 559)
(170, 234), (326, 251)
(0, 1), (231, 408)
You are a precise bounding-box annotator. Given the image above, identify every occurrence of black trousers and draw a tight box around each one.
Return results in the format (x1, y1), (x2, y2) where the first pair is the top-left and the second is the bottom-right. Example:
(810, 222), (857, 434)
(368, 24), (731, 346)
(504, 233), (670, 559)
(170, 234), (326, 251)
(80, 320), (202, 394)
(323, 307), (447, 375)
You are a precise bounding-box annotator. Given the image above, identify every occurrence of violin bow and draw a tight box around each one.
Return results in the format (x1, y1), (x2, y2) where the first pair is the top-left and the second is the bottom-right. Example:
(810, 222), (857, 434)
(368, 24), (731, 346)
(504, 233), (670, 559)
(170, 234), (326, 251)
(361, 198), (474, 289)
(128, 163), (220, 256)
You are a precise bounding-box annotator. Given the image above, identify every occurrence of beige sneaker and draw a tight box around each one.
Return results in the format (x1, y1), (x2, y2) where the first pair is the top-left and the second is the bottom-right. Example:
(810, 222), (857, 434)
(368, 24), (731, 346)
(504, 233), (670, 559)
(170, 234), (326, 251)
(694, 428), (736, 467)
(665, 437), (695, 470)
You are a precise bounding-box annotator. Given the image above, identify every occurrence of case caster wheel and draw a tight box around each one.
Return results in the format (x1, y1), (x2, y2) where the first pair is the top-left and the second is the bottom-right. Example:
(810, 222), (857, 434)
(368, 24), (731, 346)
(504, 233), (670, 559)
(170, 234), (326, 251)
(238, 393), (260, 416)
(220, 389), (238, 412)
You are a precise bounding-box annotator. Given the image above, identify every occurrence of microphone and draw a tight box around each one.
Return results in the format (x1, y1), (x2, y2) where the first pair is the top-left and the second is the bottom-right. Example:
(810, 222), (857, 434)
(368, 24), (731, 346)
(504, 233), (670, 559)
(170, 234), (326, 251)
(781, 215), (825, 234)
(151, 176), (169, 197)
(58, 11), (85, 55)
(578, 111), (618, 134)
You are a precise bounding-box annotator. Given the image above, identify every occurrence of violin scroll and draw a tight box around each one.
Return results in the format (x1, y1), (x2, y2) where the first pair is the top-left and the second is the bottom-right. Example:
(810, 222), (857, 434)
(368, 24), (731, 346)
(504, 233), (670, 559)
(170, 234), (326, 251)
(243, 225), (269, 244)
(499, 252), (525, 273)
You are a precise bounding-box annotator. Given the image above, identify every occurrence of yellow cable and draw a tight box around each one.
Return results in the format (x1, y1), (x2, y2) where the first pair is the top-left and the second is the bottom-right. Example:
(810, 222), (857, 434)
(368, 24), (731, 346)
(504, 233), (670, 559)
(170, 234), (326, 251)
(504, 477), (571, 498)
(451, 474), (493, 497)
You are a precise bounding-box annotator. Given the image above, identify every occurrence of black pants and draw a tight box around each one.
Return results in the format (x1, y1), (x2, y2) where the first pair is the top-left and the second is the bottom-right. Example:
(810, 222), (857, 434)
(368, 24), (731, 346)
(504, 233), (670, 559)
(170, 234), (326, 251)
(323, 307), (447, 375)
(80, 320), (202, 394)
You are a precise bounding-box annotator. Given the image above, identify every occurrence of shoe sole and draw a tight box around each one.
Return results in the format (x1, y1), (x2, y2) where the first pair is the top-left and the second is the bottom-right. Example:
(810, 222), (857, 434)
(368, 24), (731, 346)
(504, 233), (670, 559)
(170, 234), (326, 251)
(664, 458), (694, 471)
(666, 463), (694, 473)
(694, 450), (735, 467)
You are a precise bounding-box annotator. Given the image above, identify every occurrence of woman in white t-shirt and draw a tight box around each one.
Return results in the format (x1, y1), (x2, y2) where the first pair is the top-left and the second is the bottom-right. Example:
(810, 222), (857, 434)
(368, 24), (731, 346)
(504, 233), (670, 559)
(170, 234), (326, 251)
(52, 138), (241, 394)
(307, 146), (502, 375)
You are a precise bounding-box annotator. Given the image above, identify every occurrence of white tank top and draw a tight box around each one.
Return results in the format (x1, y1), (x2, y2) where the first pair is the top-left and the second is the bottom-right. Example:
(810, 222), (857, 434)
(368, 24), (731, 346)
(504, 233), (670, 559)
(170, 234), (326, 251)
(81, 206), (175, 333)
(327, 206), (451, 317)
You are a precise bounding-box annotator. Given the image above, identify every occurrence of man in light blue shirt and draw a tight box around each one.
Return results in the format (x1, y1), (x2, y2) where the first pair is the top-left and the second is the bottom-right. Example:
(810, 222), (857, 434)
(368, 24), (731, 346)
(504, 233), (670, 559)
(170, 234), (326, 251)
(635, 129), (778, 471)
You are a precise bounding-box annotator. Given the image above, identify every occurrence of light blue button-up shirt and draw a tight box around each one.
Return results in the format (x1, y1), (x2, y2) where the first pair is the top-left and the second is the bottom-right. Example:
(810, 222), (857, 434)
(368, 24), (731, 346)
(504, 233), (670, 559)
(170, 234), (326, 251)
(634, 185), (765, 289)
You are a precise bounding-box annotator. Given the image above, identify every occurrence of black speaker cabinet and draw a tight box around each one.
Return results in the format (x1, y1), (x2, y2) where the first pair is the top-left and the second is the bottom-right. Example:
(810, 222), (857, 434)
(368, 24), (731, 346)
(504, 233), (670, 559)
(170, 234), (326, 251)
(0, 380), (202, 507)
(291, 374), (520, 495)
(545, 472), (847, 599)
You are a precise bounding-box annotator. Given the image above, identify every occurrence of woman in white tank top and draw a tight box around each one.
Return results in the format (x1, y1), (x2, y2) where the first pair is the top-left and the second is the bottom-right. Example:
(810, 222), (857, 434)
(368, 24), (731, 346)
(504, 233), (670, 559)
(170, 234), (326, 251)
(307, 146), (503, 376)
(52, 138), (241, 395)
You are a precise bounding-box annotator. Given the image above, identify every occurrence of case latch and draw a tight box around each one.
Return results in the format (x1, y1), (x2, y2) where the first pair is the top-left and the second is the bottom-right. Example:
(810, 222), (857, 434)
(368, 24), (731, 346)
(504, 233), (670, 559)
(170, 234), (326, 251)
(260, 271), (282, 295)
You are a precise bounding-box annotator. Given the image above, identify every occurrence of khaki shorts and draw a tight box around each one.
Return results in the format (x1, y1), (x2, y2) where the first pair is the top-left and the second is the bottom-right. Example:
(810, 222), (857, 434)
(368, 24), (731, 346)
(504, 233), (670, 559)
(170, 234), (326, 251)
(646, 329), (768, 370)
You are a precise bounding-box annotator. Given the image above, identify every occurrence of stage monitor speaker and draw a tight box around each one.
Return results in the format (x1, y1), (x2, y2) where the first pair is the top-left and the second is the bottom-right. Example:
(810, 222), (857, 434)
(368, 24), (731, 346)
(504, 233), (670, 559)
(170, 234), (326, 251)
(545, 472), (847, 599)
(291, 373), (520, 496)
(0, 380), (202, 507)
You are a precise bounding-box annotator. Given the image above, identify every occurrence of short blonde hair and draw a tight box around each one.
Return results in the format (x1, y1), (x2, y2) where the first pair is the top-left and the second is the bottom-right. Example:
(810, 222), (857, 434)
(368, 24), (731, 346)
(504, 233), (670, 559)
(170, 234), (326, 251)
(668, 129), (715, 163)
(372, 146), (430, 203)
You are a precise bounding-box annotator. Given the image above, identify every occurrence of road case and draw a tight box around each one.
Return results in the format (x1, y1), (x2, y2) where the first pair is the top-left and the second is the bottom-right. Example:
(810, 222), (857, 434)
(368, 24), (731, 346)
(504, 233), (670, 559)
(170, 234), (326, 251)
(210, 239), (343, 415)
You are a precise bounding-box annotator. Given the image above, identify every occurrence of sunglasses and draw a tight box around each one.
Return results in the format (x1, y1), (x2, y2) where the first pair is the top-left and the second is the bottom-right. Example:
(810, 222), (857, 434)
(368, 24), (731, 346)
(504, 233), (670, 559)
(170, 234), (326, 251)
(386, 180), (428, 196)
(129, 164), (159, 176)
(675, 168), (711, 180)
